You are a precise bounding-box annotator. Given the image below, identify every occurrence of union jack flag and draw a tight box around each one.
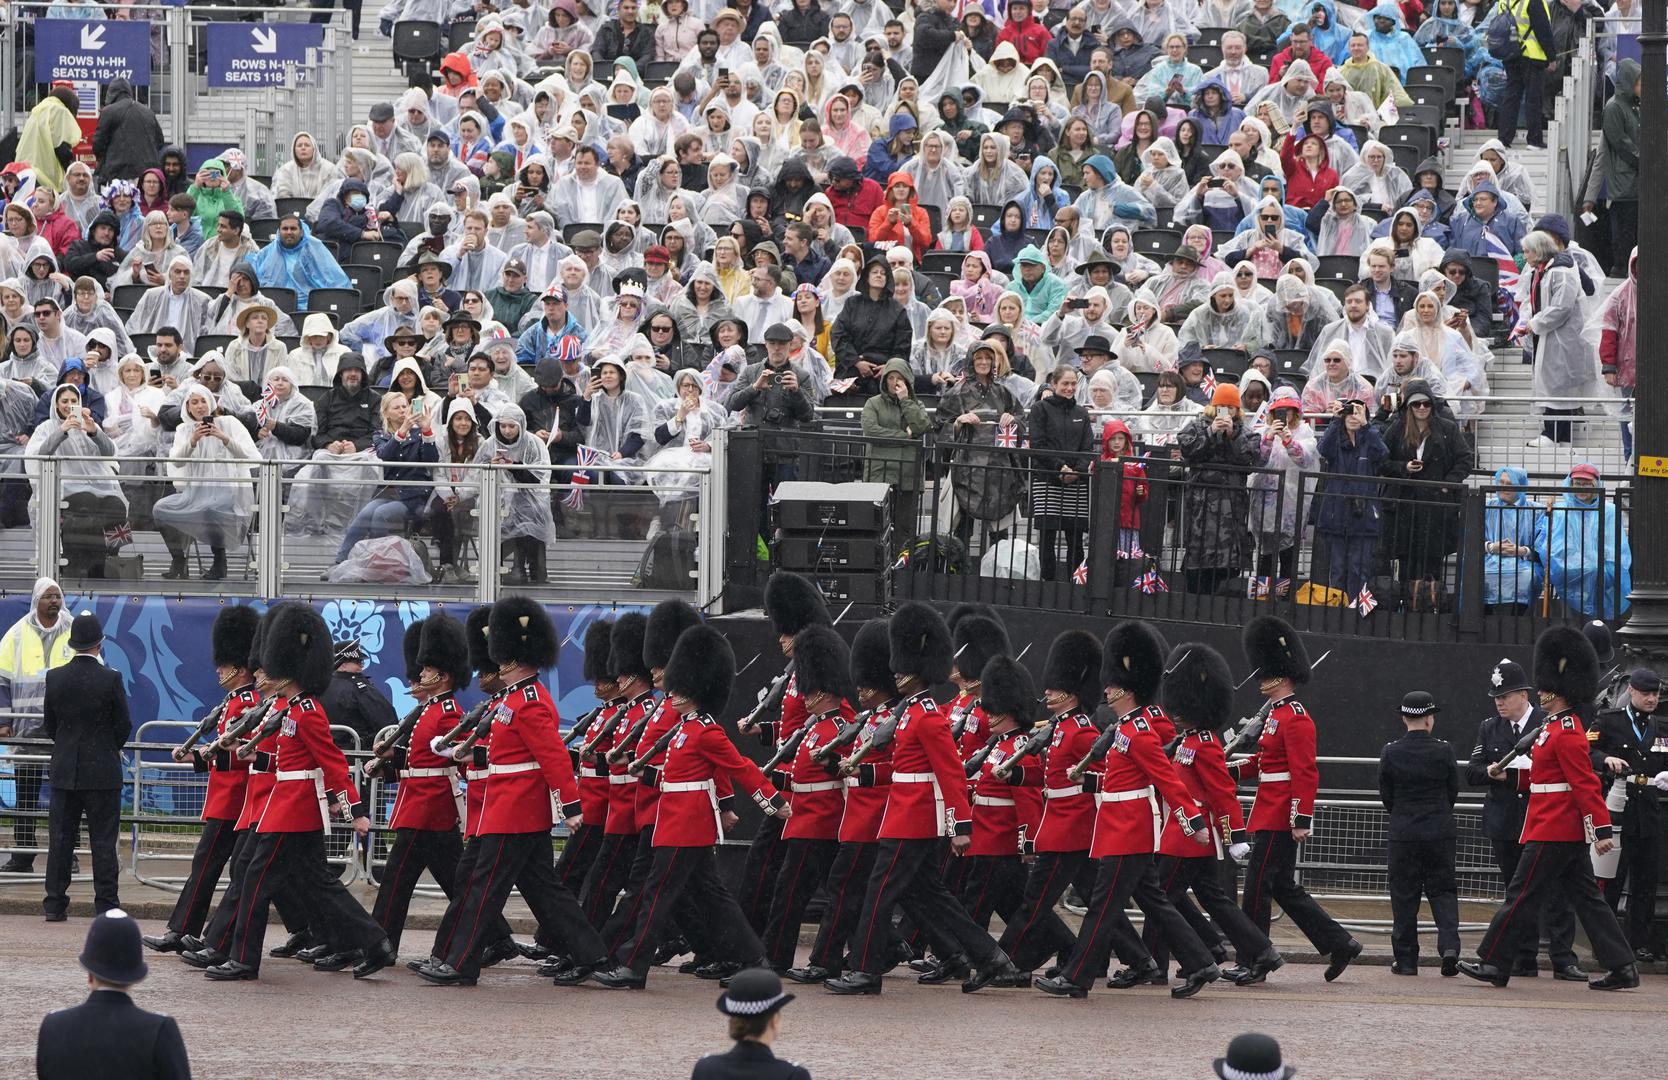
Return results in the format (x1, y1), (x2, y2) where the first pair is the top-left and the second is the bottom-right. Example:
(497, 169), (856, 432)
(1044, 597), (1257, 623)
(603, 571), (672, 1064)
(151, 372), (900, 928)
(564, 444), (607, 510)
(255, 384), (280, 428)
(104, 522), (132, 548)
(1248, 576), (1270, 599)
(994, 420), (1021, 448)
(1135, 567), (1168, 594)
(1356, 586), (1377, 617)
(1482, 225), (1521, 325)
(1072, 559), (1088, 585)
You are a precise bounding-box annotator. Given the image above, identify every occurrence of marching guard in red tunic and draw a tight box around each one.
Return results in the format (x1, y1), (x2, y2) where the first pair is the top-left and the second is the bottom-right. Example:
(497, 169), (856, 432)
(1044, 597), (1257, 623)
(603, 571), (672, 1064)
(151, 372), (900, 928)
(1230, 616), (1362, 982)
(1462, 625), (1639, 990)
(552, 618), (618, 905)
(957, 655), (1044, 938)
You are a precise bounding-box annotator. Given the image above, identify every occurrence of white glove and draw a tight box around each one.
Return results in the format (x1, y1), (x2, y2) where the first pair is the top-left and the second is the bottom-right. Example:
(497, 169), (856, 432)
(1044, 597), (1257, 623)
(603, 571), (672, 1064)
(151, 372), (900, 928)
(1651, 771), (1668, 792)
(1228, 841), (1251, 862)
(430, 735), (451, 757)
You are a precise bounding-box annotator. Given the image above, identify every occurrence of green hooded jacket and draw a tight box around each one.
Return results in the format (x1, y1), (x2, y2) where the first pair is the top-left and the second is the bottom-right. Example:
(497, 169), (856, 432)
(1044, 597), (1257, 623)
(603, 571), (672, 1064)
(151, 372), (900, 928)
(1603, 58), (1640, 202)
(861, 357), (931, 489)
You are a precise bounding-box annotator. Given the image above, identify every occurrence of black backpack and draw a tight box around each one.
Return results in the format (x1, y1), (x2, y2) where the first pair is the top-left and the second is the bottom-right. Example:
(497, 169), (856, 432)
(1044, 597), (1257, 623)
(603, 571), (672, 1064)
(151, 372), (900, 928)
(633, 526), (698, 589)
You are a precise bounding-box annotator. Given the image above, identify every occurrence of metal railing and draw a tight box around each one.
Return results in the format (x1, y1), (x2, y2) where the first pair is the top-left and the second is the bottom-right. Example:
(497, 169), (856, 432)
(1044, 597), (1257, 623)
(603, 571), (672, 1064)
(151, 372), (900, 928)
(9, 449), (721, 605)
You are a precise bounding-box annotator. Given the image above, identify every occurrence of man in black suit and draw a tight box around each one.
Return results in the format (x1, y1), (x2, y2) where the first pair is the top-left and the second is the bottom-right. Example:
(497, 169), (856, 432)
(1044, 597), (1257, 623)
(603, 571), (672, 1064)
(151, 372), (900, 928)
(41, 612), (130, 922)
(1379, 691), (1462, 975)
(1588, 667), (1667, 961)
(37, 909), (191, 1079)
(1465, 657), (1581, 978)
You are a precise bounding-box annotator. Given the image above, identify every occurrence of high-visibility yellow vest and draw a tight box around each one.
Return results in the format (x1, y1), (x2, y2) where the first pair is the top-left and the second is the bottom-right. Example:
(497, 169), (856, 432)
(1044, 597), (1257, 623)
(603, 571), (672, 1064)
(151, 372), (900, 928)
(1504, 0), (1549, 62)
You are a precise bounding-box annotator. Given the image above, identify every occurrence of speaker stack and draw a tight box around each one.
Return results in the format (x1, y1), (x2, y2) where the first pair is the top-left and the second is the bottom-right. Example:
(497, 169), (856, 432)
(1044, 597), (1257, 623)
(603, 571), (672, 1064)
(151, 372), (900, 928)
(772, 481), (892, 604)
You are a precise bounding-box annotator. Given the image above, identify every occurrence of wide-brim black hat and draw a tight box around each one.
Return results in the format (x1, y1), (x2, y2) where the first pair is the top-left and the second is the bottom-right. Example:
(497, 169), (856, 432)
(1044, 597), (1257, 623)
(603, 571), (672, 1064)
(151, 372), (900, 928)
(664, 623), (734, 713)
(211, 605), (261, 669)
(645, 599), (701, 672)
(765, 571), (831, 638)
(1044, 629), (1102, 707)
(582, 618), (616, 685)
(1101, 620), (1169, 703)
(79, 909), (148, 986)
(715, 966), (794, 1017)
(793, 624), (855, 703)
(488, 595), (559, 670)
(417, 612), (472, 690)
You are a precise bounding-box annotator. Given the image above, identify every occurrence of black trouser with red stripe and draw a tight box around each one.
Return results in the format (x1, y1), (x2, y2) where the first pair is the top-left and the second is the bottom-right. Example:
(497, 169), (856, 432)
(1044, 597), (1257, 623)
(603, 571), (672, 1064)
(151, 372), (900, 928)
(442, 831), (606, 980)
(554, 822), (604, 894)
(996, 849), (1092, 972)
(166, 817), (238, 936)
(959, 854), (1028, 932)
(429, 835), (514, 963)
(579, 831), (637, 924)
(601, 826), (718, 957)
(852, 837), (1001, 978)
(1477, 839), (1632, 973)
(763, 837), (840, 970)
(615, 844), (764, 979)
(371, 827), (463, 954)
(200, 827), (307, 955)
(225, 830), (385, 970)
(1061, 852), (1215, 989)
(1239, 830), (1352, 962)
(1147, 855), (1267, 972)
(737, 812), (787, 935)
(807, 840), (880, 972)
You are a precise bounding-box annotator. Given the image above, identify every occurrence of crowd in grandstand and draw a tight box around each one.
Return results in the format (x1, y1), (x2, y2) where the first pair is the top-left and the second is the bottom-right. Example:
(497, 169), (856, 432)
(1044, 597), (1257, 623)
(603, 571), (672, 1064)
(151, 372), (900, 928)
(0, 0), (1637, 606)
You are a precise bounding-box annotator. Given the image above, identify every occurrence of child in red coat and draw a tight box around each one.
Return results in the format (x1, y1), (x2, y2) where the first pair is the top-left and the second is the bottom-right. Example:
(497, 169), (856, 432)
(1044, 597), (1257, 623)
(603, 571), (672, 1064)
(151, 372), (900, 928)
(1100, 418), (1149, 583)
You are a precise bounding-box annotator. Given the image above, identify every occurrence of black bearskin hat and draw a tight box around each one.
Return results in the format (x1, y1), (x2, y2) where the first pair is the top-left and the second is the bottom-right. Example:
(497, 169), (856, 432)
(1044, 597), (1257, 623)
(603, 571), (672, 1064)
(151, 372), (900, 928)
(1043, 630), (1102, 707)
(1160, 643), (1234, 732)
(888, 601), (952, 686)
(849, 619), (894, 694)
(793, 624), (855, 704)
(211, 605), (260, 670)
(583, 618), (616, 685)
(1100, 621), (1169, 703)
(465, 606), (494, 676)
(1241, 615), (1311, 685)
(261, 601), (333, 698)
(247, 606), (269, 674)
(402, 619), (425, 685)
(764, 571), (830, 637)
(645, 599), (701, 672)
(610, 612), (651, 684)
(1534, 625), (1601, 708)
(417, 613), (473, 692)
(947, 602), (999, 632)
(664, 623), (735, 714)
(980, 655), (1040, 731)
(953, 615), (1010, 684)
(488, 596), (559, 670)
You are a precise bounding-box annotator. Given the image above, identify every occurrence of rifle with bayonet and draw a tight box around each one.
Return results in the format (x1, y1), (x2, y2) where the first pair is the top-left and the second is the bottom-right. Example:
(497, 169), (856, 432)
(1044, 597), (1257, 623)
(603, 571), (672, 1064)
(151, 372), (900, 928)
(963, 732), (1004, 778)
(762, 723), (812, 775)
(206, 696), (277, 754)
(837, 706), (906, 776)
(810, 706), (877, 767)
(171, 698), (230, 762)
(992, 715), (1060, 782)
(357, 698), (429, 783)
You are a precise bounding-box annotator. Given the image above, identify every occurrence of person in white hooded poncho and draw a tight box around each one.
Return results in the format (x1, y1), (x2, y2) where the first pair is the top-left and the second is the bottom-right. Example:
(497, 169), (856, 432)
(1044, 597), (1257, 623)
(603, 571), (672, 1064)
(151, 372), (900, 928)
(26, 383), (128, 579)
(474, 401), (556, 584)
(1304, 284), (1393, 380)
(1038, 285), (1120, 365)
(1338, 139), (1411, 215)
(1373, 332), (1450, 416)
(576, 355), (651, 482)
(252, 365), (319, 466)
(908, 307), (967, 394)
(1400, 290), (1488, 421)
(963, 132), (1029, 207)
(272, 132), (343, 201)
(1309, 187), (1373, 259)
(645, 367), (729, 518)
(151, 383), (258, 582)
(1179, 271), (1269, 352)
(898, 131), (965, 215)
(101, 355), (166, 468)
(1082, 363), (1144, 416)
(1361, 217), (1441, 283)
(426, 399), (482, 583)
(1112, 291), (1179, 373)
(288, 313), (349, 388)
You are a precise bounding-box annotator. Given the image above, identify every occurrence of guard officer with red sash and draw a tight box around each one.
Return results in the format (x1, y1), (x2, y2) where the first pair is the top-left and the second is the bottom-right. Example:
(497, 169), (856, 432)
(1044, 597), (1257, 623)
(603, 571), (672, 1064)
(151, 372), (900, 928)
(416, 597), (608, 987)
(1461, 625), (1640, 990)
(823, 603), (1021, 996)
(593, 623), (790, 989)
(205, 602), (394, 981)
(763, 625), (856, 972)
(956, 655), (1044, 938)
(144, 605), (260, 954)
(1229, 616), (1362, 982)
(784, 620), (899, 984)
(359, 613), (473, 975)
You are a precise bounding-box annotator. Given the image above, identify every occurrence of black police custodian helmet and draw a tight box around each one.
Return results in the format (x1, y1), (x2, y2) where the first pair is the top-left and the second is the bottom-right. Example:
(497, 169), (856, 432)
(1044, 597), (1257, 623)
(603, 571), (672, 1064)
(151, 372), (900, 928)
(793, 624), (856, 703)
(1161, 643), (1234, 732)
(645, 598), (702, 673)
(1487, 657), (1531, 697)
(583, 618), (616, 685)
(465, 605), (495, 677)
(1101, 620), (1169, 703)
(888, 601), (953, 686)
(262, 601), (334, 698)
(211, 605), (261, 670)
(417, 613), (473, 691)
(664, 623), (735, 714)
(764, 571), (831, 638)
(609, 612), (652, 684)
(489, 596), (559, 671)
(849, 619), (894, 695)
(1241, 615), (1311, 686)
(79, 909), (148, 986)
(953, 615), (1010, 684)
(1582, 619), (1615, 665)
(1533, 624), (1600, 708)
(1044, 629), (1102, 707)
(979, 655), (1040, 731)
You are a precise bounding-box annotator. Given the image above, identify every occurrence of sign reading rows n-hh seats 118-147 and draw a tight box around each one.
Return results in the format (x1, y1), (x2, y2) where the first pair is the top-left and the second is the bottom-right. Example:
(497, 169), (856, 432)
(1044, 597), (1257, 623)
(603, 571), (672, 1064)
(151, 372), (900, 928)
(35, 20), (152, 85)
(204, 24), (327, 88)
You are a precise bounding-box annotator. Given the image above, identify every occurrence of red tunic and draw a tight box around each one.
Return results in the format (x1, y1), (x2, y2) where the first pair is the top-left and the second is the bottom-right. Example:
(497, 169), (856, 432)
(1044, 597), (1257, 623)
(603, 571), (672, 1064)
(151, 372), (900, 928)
(234, 694), (286, 832)
(1522, 712), (1613, 844)
(782, 710), (847, 841)
(1031, 711), (1100, 853)
(632, 698), (680, 829)
(837, 705), (895, 844)
(652, 713), (784, 847)
(387, 694), (463, 833)
(460, 695), (501, 839)
(1160, 728), (1248, 858)
(1086, 710), (1203, 858)
(257, 695), (362, 834)
(477, 678), (583, 835)
(575, 702), (619, 828)
(195, 687), (256, 822)
(1236, 697), (1321, 833)
(878, 693), (973, 841)
(968, 730), (1044, 857)
(605, 693), (655, 836)
(946, 690), (991, 761)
